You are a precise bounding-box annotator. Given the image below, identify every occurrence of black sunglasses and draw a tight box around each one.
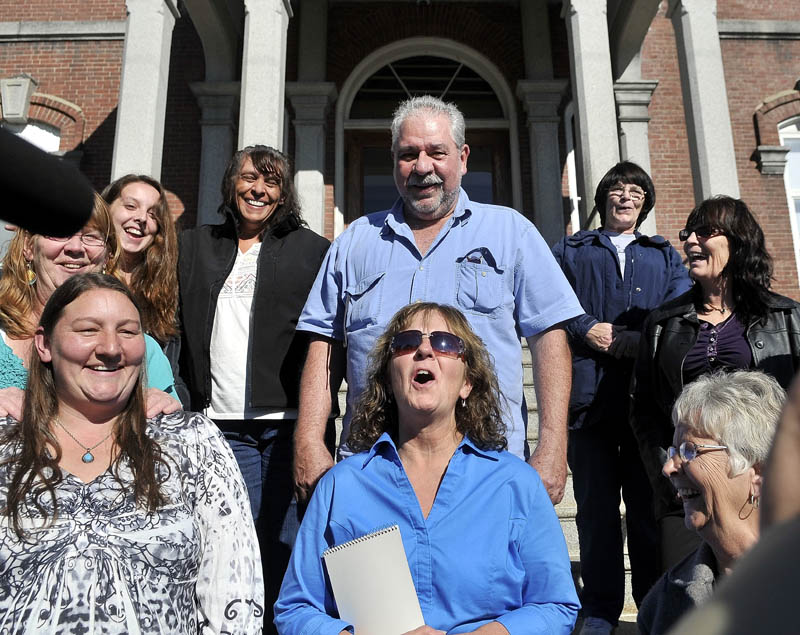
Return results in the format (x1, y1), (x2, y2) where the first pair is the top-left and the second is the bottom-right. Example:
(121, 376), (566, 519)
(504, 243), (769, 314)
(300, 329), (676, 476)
(390, 330), (466, 360)
(678, 225), (724, 242)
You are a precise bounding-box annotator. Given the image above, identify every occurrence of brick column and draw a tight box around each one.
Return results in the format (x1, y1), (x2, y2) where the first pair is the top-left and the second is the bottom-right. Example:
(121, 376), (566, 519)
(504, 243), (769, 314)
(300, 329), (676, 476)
(667, 0), (739, 199)
(562, 0), (620, 228)
(238, 0), (292, 149)
(190, 81), (239, 225)
(112, 0), (178, 179)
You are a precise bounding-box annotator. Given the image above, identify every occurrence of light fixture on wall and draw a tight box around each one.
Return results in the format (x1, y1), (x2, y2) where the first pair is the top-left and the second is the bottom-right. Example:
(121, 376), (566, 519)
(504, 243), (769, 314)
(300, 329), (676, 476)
(0, 73), (39, 125)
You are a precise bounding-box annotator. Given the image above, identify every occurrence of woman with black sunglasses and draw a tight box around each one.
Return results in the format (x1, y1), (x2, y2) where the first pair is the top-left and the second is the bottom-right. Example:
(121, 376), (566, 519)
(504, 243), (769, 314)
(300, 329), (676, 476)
(631, 195), (800, 574)
(275, 302), (579, 634)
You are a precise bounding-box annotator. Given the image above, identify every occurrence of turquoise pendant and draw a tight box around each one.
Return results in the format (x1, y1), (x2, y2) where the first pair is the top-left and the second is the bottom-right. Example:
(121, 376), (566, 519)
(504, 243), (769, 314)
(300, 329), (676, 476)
(81, 452), (95, 463)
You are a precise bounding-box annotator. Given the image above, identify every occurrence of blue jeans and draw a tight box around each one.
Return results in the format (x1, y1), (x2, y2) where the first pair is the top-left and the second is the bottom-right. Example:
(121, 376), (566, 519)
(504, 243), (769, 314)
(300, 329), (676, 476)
(216, 419), (334, 634)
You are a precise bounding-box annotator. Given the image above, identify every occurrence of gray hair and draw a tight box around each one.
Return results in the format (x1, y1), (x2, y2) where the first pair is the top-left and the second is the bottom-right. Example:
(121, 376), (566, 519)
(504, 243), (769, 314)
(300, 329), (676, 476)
(391, 95), (466, 151)
(672, 370), (785, 476)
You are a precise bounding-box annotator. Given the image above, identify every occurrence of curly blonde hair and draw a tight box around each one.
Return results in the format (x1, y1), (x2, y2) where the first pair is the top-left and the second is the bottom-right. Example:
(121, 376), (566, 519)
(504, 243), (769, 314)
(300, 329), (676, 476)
(0, 192), (121, 338)
(348, 302), (507, 452)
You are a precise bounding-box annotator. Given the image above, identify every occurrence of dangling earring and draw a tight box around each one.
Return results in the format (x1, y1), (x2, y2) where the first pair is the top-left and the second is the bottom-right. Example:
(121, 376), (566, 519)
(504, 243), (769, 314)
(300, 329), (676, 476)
(749, 492), (760, 508)
(461, 398), (466, 408)
(25, 261), (36, 285)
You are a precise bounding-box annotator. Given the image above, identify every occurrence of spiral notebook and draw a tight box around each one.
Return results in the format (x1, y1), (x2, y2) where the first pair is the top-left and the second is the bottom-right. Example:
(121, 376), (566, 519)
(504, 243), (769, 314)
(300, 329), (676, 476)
(322, 524), (424, 634)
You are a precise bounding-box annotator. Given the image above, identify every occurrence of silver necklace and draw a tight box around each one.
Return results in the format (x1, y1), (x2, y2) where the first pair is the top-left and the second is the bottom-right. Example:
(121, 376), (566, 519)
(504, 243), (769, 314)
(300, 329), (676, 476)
(54, 418), (114, 463)
(703, 302), (729, 315)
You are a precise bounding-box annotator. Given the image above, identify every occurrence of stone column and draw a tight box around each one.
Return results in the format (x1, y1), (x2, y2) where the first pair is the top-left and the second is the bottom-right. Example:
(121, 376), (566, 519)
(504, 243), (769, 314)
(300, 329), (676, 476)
(667, 0), (739, 199)
(517, 80), (568, 246)
(286, 83), (337, 237)
(111, 0), (178, 179)
(285, 0), (335, 237)
(614, 76), (659, 235)
(562, 0), (620, 228)
(238, 0), (292, 149)
(519, 1), (567, 245)
(190, 81), (239, 225)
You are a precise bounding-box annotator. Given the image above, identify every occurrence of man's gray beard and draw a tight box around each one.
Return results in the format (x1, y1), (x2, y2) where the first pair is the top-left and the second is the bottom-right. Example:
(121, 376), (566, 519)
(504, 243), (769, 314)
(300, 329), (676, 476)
(404, 185), (459, 223)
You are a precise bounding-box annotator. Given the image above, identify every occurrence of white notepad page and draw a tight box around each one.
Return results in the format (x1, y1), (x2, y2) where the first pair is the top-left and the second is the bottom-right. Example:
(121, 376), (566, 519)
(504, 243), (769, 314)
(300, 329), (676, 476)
(322, 524), (424, 634)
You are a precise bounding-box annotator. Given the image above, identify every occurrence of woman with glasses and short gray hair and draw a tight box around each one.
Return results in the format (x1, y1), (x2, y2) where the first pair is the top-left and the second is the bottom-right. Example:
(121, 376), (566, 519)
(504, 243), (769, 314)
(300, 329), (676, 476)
(552, 161), (691, 635)
(637, 370), (785, 634)
(632, 195), (800, 574)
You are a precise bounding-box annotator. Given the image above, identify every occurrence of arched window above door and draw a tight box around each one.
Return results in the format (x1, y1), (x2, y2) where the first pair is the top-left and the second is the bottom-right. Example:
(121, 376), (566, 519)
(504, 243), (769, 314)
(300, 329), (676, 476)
(349, 56), (504, 120)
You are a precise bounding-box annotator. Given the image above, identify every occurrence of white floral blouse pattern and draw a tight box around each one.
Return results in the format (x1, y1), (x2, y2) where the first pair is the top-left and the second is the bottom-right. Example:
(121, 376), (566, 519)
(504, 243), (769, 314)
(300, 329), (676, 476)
(0, 411), (264, 634)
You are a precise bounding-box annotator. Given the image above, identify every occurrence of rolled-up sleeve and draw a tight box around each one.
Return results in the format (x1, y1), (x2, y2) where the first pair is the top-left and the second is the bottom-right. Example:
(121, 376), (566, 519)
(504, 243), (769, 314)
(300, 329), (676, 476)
(514, 225), (583, 337)
(297, 237), (347, 342)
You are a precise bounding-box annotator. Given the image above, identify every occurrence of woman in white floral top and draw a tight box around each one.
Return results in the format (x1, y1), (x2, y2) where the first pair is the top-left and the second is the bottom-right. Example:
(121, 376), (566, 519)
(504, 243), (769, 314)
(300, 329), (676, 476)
(0, 273), (263, 634)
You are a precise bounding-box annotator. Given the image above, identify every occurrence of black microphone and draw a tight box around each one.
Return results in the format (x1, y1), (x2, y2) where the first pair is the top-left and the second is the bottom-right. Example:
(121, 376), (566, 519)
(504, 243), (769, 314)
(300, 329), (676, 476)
(0, 127), (94, 236)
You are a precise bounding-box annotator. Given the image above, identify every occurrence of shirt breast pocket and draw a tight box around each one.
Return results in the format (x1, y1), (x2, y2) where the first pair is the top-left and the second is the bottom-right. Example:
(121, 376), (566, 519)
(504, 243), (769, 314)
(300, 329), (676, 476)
(456, 261), (504, 317)
(344, 271), (385, 332)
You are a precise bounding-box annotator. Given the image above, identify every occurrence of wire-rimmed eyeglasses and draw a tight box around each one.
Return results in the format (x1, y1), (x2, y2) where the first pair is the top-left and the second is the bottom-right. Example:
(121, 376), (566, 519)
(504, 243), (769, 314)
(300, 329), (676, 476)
(667, 441), (728, 462)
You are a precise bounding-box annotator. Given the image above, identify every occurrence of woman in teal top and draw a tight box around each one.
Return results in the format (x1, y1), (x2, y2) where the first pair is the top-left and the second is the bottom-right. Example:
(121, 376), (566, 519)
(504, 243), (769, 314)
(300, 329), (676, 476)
(0, 192), (180, 419)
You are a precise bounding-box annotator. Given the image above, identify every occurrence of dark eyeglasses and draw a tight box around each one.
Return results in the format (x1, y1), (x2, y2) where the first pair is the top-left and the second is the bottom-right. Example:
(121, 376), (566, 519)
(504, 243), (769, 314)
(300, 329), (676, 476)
(678, 225), (724, 242)
(667, 441), (728, 462)
(42, 232), (106, 247)
(390, 330), (466, 360)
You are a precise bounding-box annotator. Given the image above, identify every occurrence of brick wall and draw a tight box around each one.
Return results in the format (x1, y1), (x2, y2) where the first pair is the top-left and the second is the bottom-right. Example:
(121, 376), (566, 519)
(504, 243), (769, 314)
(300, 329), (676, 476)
(326, 3), (524, 89)
(0, 0), (125, 22)
(640, 2), (800, 299)
(0, 39), (123, 188)
(641, 6), (697, 245)
(716, 1), (800, 21)
(721, 35), (800, 296)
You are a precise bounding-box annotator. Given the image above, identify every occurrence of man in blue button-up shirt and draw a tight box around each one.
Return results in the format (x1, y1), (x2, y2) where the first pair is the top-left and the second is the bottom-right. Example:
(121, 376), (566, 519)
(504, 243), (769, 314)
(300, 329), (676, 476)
(293, 95), (582, 505)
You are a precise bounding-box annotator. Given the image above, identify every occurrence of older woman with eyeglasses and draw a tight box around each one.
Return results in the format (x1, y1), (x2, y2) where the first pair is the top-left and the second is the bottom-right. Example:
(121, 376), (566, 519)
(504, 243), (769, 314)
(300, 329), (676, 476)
(632, 195), (800, 574)
(0, 193), (181, 421)
(552, 161), (690, 635)
(275, 302), (579, 634)
(636, 370), (784, 634)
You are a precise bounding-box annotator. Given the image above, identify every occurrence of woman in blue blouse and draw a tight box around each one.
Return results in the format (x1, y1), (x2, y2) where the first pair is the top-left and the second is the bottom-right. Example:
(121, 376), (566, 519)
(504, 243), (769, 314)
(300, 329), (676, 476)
(275, 302), (579, 634)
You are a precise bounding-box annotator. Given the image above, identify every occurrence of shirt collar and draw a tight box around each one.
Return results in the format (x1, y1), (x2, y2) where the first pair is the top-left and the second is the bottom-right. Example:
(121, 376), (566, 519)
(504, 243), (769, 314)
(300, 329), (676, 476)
(361, 432), (401, 469)
(361, 429), (499, 469)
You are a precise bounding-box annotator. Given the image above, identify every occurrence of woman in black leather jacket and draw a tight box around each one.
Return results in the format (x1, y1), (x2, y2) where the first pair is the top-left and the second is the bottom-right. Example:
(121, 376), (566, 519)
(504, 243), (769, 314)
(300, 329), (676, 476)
(631, 195), (800, 573)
